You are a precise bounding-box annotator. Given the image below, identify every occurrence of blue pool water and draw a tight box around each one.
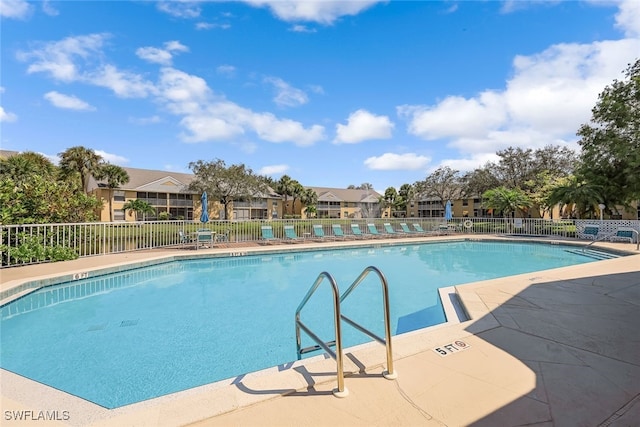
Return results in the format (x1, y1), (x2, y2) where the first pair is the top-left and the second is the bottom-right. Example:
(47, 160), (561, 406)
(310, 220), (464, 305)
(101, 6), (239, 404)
(0, 241), (612, 408)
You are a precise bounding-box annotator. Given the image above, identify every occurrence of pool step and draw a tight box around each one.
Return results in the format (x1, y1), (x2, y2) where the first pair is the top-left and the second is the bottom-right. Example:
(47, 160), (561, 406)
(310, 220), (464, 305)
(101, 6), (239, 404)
(565, 248), (618, 261)
(299, 340), (336, 355)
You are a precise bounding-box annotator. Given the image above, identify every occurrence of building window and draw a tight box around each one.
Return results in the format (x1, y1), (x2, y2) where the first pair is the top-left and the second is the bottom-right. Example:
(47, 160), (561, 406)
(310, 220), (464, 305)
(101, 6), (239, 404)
(114, 190), (125, 202)
(114, 209), (125, 221)
(462, 199), (468, 207)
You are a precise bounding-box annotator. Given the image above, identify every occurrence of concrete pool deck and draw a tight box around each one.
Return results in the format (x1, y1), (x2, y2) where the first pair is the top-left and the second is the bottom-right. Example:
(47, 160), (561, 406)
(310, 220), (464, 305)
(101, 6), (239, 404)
(1, 235), (639, 426)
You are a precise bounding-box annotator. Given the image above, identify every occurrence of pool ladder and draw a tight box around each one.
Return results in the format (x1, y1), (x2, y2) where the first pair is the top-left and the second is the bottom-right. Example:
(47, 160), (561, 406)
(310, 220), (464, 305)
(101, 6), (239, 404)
(294, 266), (397, 398)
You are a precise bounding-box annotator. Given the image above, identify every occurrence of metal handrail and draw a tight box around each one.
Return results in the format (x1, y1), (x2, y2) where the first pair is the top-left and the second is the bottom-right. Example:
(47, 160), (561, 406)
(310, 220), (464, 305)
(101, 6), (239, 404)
(339, 266), (397, 380)
(295, 271), (348, 397)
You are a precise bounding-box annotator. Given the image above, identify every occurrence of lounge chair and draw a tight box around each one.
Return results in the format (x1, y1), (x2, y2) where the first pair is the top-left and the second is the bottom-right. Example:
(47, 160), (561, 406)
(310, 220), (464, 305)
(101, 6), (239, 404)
(366, 223), (383, 238)
(383, 223), (402, 237)
(312, 224), (334, 241)
(331, 224), (353, 239)
(608, 228), (637, 243)
(399, 223), (417, 235)
(351, 223), (373, 239)
(284, 225), (304, 243)
(412, 223), (430, 236)
(260, 225), (280, 244)
(582, 225), (600, 240)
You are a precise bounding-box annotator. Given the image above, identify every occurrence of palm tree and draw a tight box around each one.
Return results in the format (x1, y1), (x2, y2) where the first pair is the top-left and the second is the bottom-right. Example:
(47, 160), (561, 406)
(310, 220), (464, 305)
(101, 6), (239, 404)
(276, 175), (295, 215)
(547, 177), (603, 219)
(290, 181), (305, 216)
(482, 186), (532, 218)
(300, 188), (318, 218)
(123, 199), (155, 221)
(58, 146), (103, 194)
(94, 164), (130, 222)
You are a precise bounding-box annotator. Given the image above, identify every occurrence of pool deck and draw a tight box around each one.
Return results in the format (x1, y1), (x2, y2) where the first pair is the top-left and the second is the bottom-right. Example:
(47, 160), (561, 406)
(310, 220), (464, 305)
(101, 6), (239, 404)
(1, 235), (639, 426)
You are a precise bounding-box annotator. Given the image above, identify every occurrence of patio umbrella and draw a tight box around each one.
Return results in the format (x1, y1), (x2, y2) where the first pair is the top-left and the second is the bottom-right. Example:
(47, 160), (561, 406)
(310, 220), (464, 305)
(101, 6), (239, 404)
(444, 200), (452, 221)
(200, 191), (209, 223)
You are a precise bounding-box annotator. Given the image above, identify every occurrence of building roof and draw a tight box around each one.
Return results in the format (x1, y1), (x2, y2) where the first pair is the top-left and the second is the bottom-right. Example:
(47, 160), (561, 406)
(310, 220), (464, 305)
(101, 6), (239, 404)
(308, 186), (382, 203)
(91, 166), (196, 194)
(0, 149), (20, 158)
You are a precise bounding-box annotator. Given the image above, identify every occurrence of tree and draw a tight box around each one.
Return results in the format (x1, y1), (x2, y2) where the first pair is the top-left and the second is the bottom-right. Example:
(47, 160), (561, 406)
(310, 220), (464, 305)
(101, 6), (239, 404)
(546, 176), (603, 219)
(301, 188), (318, 218)
(94, 164), (130, 222)
(289, 181), (305, 216)
(122, 199), (155, 221)
(276, 175), (295, 215)
(188, 159), (266, 220)
(0, 175), (101, 224)
(461, 166), (501, 198)
(58, 146), (104, 194)
(415, 166), (463, 208)
(577, 58), (640, 205)
(482, 187), (532, 218)
(0, 151), (56, 185)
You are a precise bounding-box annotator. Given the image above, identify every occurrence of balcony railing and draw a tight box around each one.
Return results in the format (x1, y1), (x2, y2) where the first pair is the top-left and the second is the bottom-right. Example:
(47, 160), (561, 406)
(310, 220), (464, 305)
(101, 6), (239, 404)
(1, 218), (638, 268)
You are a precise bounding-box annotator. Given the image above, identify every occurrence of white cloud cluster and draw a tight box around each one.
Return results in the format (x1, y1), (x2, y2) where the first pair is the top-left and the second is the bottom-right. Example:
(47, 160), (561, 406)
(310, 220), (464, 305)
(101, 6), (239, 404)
(216, 65), (236, 77)
(364, 153), (430, 171)
(136, 41), (189, 66)
(95, 150), (129, 165)
(0, 0), (32, 19)
(0, 106), (18, 123)
(264, 77), (308, 107)
(44, 91), (95, 111)
(156, 68), (325, 145)
(615, 0), (640, 37)
(258, 164), (289, 175)
(398, 34), (640, 168)
(242, 0), (384, 25)
(0, 87), (18, 122)
(334, 109), (394, 144)
(156, 0), (201, 18)
(17, 33), (326, 146)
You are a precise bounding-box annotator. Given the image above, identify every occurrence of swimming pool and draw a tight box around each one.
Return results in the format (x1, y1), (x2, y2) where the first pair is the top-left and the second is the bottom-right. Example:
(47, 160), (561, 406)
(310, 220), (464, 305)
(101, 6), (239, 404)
(0, 240), (617, 408)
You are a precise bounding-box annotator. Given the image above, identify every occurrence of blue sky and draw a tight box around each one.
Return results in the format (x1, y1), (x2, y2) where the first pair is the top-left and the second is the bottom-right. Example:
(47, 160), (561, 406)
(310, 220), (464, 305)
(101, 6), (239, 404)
(1, 1), (639, 192)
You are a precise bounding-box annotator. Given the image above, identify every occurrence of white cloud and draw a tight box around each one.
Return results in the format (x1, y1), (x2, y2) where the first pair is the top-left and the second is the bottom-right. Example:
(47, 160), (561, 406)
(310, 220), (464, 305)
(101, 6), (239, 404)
(18, 34), (327, 147)
(334, 109), (394, 144)
(242, 0), (384, 25)
(438, 153), (501, 174)
(156, 0), (201, 18)
(87, 64), (156, 98)
(0, 0), (32, 19)
(400, 35), (640, 165)
(0, 106), (18, 122)
(216, 65), (236, 77)
(615, 0), (640, 37)
(42, 0), (59, 16)
(364, 153), (431, 171)
(157, 68), (326, 145)
(264, 76), (308, 107)
(94, 150), (129, 165)
(129, 115), (161, 125)
(289, 24), (316, 33)
(196, 22), (231, 30)
(259, 164), (289, 175)
(44, 91), (96, 111)
(136, 41), (188, 65)
(17, 33), (108, 82)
